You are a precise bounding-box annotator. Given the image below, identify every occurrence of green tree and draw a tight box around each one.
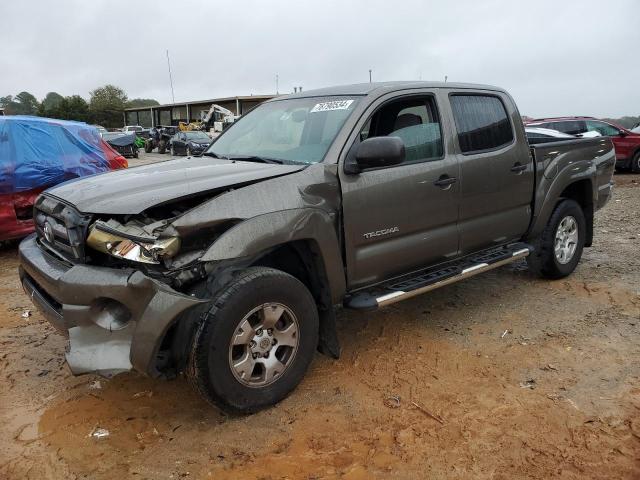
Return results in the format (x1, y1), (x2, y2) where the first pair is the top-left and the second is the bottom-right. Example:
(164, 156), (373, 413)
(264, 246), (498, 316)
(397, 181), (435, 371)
(89, 84), (128, 128)
(37, 93), (90, 123)
(0, 95), (17, 114)
(41, 92), (64, 111)
(55, 95), (90, 122)
(1, 92), (39, 115)
(126, 98), (160, 109)
(14, 91), (40, 115)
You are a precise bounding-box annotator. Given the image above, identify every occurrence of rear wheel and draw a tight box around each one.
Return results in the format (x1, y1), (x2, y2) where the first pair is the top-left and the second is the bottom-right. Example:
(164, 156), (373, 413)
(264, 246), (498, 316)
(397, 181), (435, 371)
(158, 140), (167, 154)
(632, 150), (640, 173)
(187, 267), (319, 413)
(527, 199), (585, 279)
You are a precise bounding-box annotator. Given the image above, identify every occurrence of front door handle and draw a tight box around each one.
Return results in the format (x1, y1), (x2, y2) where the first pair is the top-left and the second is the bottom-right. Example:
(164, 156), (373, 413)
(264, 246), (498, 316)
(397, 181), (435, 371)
(433, 175), (457, 189)
(510, 163), (527, 173)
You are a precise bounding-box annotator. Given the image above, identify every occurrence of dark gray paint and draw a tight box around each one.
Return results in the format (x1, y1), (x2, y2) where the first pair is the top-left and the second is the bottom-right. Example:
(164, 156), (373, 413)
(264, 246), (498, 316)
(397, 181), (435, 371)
(46, 157), (304, 214)
(18, 81), (616, 378)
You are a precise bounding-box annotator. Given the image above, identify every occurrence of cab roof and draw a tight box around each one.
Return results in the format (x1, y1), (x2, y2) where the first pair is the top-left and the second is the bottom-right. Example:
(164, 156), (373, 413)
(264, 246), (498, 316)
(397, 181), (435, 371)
(272, 81), (507, 100)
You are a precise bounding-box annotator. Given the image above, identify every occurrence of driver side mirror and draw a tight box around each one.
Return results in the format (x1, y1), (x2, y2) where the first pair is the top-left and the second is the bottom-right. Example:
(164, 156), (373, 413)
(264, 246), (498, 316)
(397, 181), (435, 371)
(345, 136), (405, 174)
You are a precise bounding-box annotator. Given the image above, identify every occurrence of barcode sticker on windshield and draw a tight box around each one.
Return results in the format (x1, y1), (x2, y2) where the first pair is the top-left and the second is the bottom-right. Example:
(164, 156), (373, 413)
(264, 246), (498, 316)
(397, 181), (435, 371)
(310, 100), (354, 113)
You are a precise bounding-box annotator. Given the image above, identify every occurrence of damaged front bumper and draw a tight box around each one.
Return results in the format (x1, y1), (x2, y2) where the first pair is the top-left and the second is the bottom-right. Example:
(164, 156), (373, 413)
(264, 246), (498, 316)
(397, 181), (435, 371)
(18, 234), (206, 377)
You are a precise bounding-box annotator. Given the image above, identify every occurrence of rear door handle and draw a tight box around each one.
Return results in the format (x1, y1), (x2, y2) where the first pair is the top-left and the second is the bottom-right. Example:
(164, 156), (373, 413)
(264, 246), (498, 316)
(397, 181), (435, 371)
(433, 175), (457, 189)
(510, 163), (527, 173)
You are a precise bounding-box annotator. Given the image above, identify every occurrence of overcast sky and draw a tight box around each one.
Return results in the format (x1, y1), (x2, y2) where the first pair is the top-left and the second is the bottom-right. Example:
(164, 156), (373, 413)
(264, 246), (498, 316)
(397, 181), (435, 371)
(1, 0), (637, 118)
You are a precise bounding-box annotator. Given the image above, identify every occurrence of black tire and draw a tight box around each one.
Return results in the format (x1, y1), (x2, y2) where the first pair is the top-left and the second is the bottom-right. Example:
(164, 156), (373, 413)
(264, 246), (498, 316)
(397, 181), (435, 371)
(632, 150), (640, 173)
(527, 199), (585, 279)
(186, 267), (319, 413)
(144, 140), (153, 153)
(158, 140), (167, 154)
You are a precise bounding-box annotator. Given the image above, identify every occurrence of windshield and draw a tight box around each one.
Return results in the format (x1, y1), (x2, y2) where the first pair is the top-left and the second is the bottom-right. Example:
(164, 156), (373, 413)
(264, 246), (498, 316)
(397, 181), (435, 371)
(185, 131), (210, 140)
(206, 96), (360, 164)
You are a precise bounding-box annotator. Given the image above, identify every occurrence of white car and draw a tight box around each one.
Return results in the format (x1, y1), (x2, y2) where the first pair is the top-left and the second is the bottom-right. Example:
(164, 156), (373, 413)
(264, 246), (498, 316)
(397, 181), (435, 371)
(577, 131), (602, 138)
(524, 127), (574, 143)
(123, 125), (144, 133)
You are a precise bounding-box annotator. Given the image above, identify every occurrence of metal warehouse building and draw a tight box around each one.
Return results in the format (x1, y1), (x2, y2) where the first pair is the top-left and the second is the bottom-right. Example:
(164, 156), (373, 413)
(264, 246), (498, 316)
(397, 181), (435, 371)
(124, 94), (276, 127)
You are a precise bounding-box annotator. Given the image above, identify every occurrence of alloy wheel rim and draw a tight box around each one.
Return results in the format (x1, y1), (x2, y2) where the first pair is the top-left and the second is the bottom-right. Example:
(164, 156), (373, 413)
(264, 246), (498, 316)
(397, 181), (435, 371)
(228, 302), (299, 388)
(554, 215), (578, 264)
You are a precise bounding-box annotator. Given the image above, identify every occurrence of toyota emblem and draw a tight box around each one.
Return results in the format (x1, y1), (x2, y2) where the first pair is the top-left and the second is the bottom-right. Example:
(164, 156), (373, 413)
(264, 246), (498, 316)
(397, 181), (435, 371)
(43, 221), (55, 243)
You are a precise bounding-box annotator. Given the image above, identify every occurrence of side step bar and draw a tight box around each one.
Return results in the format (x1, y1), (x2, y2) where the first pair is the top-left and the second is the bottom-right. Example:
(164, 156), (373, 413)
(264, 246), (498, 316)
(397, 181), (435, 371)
(344, 243), (532, 311)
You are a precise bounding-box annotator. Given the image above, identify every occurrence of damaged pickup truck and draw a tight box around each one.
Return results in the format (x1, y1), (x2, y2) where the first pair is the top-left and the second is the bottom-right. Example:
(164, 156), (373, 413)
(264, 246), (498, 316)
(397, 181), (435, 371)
(19, 82), (615, 413)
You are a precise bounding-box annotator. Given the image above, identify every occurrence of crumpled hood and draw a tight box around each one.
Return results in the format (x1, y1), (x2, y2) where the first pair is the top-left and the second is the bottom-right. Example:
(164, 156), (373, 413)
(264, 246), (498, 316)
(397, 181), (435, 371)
(45, 157), (305, 215)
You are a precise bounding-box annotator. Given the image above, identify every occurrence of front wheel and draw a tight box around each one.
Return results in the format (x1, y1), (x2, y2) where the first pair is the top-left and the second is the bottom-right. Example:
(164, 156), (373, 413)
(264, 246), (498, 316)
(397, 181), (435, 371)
(187, 267), (319, 413)
(527, 199), (585, 279)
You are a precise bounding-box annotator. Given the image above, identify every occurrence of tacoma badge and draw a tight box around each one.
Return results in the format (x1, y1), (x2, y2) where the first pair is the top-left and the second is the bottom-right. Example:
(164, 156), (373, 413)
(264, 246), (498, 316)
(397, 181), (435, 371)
(363, 227), (399, 239)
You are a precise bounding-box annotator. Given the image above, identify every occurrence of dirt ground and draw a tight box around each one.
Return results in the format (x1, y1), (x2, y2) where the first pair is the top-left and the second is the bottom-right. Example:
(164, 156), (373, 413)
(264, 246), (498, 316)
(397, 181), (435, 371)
(1, 173), (639, 480)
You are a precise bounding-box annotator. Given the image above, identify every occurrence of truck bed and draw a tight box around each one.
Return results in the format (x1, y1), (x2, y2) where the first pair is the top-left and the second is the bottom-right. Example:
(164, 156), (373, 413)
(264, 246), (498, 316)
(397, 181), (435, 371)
(529, 136), (616, 212)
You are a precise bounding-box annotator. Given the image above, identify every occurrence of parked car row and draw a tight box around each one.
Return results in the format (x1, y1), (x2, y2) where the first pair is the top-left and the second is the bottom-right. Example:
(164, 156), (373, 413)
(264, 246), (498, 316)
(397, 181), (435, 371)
(525, 116), (640, 172)
(143, 126), (213, 156)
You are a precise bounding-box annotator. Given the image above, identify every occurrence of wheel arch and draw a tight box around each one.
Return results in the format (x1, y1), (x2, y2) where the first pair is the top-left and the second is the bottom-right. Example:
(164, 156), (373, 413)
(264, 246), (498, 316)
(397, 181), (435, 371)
(527, 176), (595, 247)
(154, 210), (345, 375)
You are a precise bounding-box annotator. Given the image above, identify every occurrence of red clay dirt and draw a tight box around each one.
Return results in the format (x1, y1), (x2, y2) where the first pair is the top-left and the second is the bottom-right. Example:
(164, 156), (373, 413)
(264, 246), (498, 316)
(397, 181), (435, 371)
(1, 175), (639, 479)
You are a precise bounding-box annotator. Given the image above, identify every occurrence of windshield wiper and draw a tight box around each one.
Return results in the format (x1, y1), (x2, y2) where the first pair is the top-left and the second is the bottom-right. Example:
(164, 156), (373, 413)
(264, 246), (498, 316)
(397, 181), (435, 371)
(224, 155), (284, 165)
(201, 151), (221, 158)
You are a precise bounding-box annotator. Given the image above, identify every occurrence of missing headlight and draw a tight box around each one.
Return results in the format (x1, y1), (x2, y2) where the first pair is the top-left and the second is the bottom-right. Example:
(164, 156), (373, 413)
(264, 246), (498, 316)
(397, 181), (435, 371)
(87, 220), (180, 264)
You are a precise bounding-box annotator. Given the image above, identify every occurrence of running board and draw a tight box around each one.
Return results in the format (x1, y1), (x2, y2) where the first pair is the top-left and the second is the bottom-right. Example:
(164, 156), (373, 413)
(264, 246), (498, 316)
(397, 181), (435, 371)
(344, 243), (533, 311)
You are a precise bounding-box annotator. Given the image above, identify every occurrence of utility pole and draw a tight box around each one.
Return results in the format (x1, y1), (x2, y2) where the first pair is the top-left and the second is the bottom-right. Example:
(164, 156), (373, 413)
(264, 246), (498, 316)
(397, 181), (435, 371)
(166, 49), (175, 104)
(369, 69), (372, 83)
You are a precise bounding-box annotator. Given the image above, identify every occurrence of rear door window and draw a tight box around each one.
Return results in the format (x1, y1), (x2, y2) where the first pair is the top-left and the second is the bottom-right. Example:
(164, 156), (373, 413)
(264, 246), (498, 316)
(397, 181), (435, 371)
(449, 95), (514, 153)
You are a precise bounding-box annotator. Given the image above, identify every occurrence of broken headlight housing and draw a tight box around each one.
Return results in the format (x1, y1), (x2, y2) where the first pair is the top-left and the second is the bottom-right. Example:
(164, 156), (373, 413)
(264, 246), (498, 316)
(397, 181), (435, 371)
(87, 220), (180, 264)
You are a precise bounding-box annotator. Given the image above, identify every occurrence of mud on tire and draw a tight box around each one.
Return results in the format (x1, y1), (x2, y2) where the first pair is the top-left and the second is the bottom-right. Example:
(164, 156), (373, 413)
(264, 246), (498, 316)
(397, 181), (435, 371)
(186, 267), (319, 413)
(527, 199), (586, 279)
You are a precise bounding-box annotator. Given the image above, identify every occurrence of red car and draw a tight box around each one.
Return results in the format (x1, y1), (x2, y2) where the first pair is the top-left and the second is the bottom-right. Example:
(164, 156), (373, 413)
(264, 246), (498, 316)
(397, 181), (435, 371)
(526, 116), (640, 172)
(0, 117), (128, 242)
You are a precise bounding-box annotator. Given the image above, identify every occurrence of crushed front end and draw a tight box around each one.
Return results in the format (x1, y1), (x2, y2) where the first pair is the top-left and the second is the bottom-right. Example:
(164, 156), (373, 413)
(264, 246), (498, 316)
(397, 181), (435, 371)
(18, 194), (206, 377)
